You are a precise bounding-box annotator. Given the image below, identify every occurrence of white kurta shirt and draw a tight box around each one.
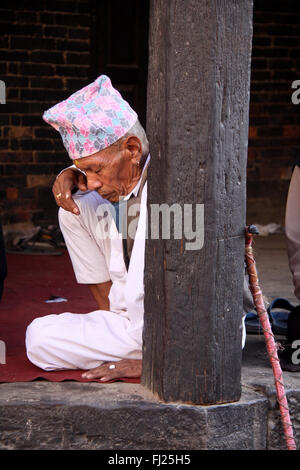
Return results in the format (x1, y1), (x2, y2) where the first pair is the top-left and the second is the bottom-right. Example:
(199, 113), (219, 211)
(25, 155), (150, 370)
(104, 155), (149, 341)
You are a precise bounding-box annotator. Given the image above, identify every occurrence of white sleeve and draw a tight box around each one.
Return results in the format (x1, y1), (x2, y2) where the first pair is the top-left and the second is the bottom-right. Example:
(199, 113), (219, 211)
(57, 164), (86, 178)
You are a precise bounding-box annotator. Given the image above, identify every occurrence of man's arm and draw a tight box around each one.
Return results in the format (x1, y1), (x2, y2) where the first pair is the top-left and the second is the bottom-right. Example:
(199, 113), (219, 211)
(52, 166), (88, 215)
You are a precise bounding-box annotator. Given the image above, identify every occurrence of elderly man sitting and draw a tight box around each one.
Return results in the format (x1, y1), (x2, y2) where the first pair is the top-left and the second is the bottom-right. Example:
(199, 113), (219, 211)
(26, 75), (148, 381)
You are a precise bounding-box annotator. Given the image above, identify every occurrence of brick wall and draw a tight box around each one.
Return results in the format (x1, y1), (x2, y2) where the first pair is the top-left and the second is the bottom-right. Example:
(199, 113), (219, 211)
(247, 0), (300, 225)
(0, 0), (94, 227)
(0, 1), (299, 229)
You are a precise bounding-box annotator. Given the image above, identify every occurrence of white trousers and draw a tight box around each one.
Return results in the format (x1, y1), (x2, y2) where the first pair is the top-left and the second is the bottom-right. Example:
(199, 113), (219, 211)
(25, 191), (143, 371)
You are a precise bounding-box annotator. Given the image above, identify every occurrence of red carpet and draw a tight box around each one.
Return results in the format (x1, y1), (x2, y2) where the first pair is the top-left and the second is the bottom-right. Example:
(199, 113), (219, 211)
(0, 252), (139, 384)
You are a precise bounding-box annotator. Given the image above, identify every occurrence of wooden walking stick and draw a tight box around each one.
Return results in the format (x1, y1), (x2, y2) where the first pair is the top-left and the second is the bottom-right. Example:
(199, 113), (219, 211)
(245, 225), (296, 450)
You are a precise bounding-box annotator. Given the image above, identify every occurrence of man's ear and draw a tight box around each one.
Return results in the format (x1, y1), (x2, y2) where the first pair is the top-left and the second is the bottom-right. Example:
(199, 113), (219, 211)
(123, 135), (142, 162)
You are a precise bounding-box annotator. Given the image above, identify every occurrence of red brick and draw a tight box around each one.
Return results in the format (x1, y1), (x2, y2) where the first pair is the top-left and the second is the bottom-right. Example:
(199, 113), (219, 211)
(282, 125), (300, 137)
(27, 174), (55, 188)
(10, 127), (33, 138)
(6, 187), (18, 200)
(248, 126), (257, 138)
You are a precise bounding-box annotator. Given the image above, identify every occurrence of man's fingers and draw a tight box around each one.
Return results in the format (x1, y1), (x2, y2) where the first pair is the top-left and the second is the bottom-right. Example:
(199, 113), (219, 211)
(55, 191), (80, 215)
(81, 364), (110, 380)
(63, 191), (80, 214)
(99, 375), (115, 382)
(81, 360), (142, 381)
(52, 168), (82, 213)
(81, 363), (120, 381)
(77, 172), (88, 191)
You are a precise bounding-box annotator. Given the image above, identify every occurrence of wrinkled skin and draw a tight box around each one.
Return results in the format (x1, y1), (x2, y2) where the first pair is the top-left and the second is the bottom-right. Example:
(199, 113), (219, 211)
(52, 167), (87, 215)
(81, 360), (142, 382)
(52, 135), (142, 209)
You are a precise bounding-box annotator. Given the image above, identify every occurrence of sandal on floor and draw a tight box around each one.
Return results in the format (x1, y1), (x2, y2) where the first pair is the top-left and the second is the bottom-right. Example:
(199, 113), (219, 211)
(245, 297), (293, 336)
(267, 297), (293, 336)
(245, 311), (264, 334)
(5, 226), (65, 255)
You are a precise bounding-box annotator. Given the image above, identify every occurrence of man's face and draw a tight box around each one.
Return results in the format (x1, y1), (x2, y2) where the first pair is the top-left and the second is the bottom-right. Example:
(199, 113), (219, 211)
(75, 136), (141, 203)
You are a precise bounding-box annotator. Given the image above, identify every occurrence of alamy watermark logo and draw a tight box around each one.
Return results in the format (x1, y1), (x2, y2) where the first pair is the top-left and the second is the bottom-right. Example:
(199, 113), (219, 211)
(291, 340), (300, 365)
(291, 80), (300, 105)
(148, 203), (204, 250)
(0, 340), (6, 364)
(0, 80), (6, 104)
(95, 202), (205, 251)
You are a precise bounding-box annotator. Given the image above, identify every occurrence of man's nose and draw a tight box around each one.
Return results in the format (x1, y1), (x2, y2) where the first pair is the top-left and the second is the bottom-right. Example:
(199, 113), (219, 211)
(86, 173), (102, 190)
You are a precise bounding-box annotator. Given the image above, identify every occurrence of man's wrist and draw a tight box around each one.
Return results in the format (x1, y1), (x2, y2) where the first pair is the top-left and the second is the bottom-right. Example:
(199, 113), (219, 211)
(57, 164), (84, 178)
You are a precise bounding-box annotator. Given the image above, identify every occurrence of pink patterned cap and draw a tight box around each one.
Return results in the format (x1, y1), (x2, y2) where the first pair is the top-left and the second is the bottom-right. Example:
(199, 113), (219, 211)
(43, 75), (138, 160)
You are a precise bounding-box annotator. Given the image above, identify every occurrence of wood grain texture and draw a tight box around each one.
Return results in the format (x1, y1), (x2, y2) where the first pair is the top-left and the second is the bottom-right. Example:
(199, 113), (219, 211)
(142, 0), (253, 404)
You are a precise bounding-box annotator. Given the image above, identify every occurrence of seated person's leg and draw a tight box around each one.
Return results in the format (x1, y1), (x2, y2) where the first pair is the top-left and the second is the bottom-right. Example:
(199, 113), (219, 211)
(26, 308), (142, 371)
(58, 191), (113, 308)
(284, 165), (300, 367)
(286, 165), (300, 301)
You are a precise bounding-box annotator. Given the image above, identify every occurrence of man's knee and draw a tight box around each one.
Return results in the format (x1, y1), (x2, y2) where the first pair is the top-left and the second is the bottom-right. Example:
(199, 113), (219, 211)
(25, 317), (53, 370)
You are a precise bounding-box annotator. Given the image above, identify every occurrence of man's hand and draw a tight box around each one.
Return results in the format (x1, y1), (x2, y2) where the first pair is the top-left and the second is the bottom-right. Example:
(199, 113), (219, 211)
(52, 168), (88, 215)
(81, 359), (142, 382)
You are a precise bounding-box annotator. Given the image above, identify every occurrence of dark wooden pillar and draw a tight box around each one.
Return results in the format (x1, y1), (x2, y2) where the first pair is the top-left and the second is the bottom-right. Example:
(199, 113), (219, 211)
(142, 0), (253, 404)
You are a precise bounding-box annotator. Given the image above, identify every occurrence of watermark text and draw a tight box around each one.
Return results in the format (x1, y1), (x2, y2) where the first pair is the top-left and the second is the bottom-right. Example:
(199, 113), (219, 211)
(291, 80), (300, 105)
(0, 80), (6, 104)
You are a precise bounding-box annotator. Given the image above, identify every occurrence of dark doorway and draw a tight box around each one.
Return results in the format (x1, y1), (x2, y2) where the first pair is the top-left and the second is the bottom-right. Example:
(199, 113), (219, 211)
(92, 0), (149, 128)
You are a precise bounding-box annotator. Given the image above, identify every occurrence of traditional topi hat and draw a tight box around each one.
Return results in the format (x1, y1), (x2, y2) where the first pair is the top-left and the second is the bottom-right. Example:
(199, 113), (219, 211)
(43, 75), (138, 160)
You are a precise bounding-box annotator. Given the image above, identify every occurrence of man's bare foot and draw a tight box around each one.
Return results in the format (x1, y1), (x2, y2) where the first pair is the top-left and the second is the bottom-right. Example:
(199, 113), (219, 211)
(81, 359), (142, 382)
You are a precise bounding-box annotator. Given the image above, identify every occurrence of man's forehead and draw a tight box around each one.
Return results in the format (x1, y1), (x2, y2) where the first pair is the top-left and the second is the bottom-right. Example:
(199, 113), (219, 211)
(75, 152), (110, 171)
